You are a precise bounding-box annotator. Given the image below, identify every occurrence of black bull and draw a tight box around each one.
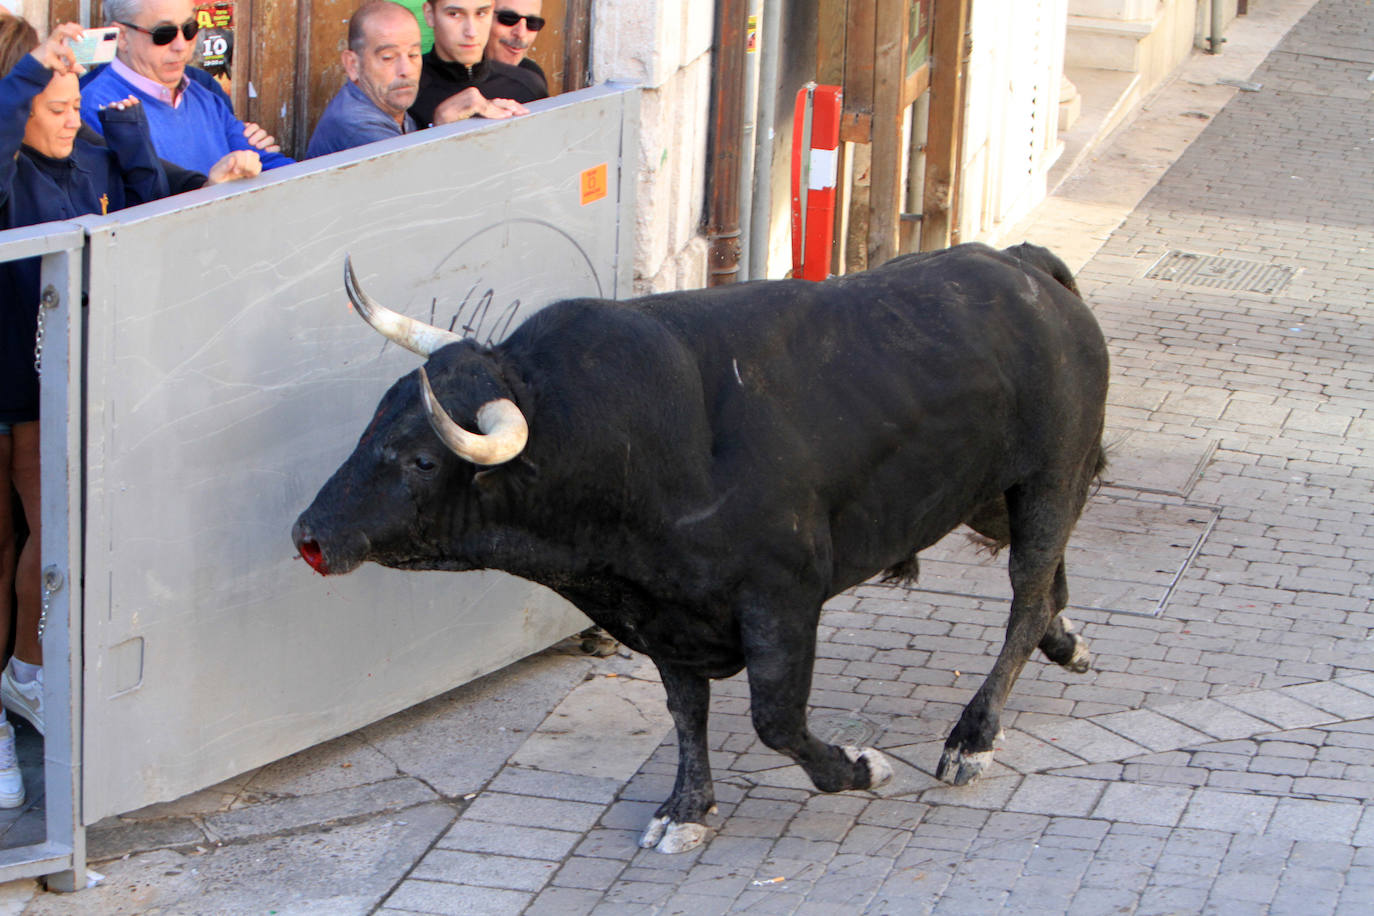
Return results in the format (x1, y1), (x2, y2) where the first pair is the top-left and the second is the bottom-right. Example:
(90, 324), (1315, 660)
(293, 242), (1109, 854)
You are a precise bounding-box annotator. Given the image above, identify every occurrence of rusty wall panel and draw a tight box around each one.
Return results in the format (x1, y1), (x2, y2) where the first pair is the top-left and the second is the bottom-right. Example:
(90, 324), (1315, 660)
(247, 0), (300, 152)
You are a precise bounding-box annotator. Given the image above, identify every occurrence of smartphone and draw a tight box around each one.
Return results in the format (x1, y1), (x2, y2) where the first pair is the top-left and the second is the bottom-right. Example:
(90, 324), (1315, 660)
(71, 27), (120, 67)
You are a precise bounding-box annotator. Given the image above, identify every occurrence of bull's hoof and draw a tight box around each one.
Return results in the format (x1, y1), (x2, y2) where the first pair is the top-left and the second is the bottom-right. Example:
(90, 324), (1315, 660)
(843, 746), (894, 789)
(935, 747), (995, 786)
(639, 815), (711, 854)
(1063, 634), (1092, 674)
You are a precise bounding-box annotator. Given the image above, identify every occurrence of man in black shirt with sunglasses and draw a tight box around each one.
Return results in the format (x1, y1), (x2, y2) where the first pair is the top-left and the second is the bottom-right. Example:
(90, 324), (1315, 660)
(484, 1), (548, 94)
(409, 0), (546, 128)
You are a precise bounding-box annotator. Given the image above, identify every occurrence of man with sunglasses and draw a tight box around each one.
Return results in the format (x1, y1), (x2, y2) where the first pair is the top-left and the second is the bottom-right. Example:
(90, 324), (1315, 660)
(409, 0), (545, 128)
(81, 0), (293, 176)
(484, 1), (547, 94)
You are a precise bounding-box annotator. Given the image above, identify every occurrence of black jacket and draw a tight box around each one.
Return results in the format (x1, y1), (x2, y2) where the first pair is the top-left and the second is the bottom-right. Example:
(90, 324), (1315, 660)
(409, 54), (547, 128)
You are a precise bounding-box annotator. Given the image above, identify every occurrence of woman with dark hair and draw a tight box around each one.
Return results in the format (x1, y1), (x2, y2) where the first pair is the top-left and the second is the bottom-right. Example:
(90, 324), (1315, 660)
(0, 17), (170, 809)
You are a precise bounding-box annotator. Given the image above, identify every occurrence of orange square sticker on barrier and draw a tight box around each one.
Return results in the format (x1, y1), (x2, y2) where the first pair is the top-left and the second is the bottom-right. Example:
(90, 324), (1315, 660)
(580, 164), (608, 206)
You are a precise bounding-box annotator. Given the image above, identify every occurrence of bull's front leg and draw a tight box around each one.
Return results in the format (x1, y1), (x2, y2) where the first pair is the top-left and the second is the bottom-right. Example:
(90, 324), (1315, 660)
(640, 662), (717, 853)
(741, 605), (894, 794)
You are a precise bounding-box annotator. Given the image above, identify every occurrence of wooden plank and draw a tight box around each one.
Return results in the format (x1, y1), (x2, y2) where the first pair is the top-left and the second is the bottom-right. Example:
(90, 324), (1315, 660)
(867, 0), (904, 266)
(232, 0), (254, 120)
(48, 0), (89, 30)
(299, 0), (351, 153)
(902, 62), (929, 106)
(920, 0), (970, 251)
(557, 0), (590, 94)
(842, 0), (875, 143)
(247, 0), (299, 154)
(816, 0), (847, 85)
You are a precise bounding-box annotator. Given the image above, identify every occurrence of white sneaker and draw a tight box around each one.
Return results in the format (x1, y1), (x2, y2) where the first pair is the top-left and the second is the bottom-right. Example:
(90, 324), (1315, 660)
(1, 664), (43, 736)
(0, 719), (25, 808)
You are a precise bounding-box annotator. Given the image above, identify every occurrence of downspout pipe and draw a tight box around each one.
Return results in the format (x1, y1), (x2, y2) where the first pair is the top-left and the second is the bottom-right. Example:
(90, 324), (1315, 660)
(737, 0), (762, 282)
(707, 0), (748, 286)
(748, 0), (783, 279)
(1208, 0), (1227, 53)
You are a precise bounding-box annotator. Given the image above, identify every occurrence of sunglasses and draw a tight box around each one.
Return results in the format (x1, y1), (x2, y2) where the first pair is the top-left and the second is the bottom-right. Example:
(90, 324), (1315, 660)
(118, 19), (200, 46)
(494, 10), (545, 31)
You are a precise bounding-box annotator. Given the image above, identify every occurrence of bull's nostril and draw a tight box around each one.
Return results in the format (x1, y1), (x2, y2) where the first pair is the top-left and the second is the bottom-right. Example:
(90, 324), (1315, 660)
(298, 538), (328, 575)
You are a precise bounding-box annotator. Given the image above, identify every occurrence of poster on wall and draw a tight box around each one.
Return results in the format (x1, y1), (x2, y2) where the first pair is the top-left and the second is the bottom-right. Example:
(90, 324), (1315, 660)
(907, 0), (932, 77)
(193, 2), (235, 99)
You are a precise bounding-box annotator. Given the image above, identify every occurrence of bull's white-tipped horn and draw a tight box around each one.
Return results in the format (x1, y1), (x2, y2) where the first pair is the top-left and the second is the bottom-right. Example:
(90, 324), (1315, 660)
(418, 368), (528, 466)
(345, 255), (464, 357)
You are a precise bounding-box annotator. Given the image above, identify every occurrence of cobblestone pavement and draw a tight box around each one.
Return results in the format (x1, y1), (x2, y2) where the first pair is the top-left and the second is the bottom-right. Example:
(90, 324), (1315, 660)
(8, 1), (1370, 913)
(370, 3), (1373, 913)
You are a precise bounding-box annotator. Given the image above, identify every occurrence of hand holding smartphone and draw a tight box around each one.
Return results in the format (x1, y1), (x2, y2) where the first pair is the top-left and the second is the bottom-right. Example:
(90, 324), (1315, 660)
(70, 27), (120, 67)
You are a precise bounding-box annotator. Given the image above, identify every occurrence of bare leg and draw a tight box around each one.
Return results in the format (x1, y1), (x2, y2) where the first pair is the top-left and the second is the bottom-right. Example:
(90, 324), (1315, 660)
(10, 422), (40, 667)
(640, 662), (716, 853)
(0, 432), (15, 663)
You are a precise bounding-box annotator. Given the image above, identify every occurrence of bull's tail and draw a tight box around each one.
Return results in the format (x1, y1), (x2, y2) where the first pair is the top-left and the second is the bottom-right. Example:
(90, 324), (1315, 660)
(1003, 242), (1081, 299)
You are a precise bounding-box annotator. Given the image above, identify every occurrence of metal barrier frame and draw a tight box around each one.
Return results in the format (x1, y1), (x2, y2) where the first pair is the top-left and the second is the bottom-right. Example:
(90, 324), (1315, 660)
(0, 223), (87, 889)
(0, 82), (639, 890)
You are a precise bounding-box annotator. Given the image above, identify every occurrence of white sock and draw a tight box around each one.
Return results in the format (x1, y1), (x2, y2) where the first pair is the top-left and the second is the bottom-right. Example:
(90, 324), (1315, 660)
(8, 659), (39, 685)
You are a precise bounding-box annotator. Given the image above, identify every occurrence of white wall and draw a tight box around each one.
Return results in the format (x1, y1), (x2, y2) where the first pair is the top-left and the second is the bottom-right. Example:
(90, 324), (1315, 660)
(593, 0), (715, 293)
(961, 0), (1068, 244)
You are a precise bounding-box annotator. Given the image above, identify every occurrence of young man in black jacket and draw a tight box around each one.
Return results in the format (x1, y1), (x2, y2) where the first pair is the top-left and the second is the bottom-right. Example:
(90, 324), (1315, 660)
(409, 0), (545, 127)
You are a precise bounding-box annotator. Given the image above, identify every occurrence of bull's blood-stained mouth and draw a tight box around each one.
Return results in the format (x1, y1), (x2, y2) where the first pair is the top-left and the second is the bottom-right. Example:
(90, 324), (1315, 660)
(298, 540), (328, 576)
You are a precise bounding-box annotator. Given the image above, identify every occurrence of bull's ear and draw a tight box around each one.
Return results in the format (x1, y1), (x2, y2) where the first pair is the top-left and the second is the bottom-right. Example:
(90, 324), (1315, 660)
(472, 456), (537, 492)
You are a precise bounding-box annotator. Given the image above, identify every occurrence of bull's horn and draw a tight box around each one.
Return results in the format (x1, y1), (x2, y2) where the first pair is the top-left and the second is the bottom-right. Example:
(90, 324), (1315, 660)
(418, 368), (528, 466)
(345, 256), (464, 357)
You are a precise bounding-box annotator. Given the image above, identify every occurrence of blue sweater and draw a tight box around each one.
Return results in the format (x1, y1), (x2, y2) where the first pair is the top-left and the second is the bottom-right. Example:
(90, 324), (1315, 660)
(1, 55), (170, 423)
(306, 81), (416, 158)
(81, 65), (294, 175)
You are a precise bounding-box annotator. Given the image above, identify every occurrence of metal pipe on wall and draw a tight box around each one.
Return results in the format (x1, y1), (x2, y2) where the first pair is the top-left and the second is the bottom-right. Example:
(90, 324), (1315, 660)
(738, 0), (763, 282)
(707, 0), (748, 286)
(1208, 0), (1227, 53)
(747, 0), (784, 279)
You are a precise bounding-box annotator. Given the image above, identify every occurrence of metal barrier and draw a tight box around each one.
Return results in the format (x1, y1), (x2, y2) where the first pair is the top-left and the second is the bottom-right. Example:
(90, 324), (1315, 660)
(0, 83), (639, 887)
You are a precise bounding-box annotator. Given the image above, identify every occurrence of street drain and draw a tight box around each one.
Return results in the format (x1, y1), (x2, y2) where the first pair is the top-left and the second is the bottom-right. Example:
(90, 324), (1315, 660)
(810, 713), (881, 746)
(1145, 250), (1296, 294)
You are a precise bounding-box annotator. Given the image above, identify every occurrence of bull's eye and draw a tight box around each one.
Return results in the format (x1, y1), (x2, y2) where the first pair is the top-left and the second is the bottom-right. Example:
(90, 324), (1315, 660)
(414, 454), (437, 472)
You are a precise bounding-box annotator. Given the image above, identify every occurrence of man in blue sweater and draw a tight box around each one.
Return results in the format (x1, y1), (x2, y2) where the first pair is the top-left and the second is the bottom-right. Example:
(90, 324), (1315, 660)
(81, 0), (294, 177)
(307, 1), (422, 158)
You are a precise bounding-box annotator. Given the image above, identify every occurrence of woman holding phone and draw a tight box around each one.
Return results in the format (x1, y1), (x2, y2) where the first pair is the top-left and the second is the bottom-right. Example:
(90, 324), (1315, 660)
(0, 15), (170, 808)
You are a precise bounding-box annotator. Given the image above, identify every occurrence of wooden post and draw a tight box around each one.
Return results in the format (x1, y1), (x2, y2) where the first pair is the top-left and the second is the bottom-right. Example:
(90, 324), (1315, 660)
(921, 0), (970, 251)
(866, 0), (904, 267)
(561, 0), (592, 92)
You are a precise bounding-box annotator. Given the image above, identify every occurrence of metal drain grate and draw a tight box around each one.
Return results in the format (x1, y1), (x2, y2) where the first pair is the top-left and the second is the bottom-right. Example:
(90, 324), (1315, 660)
(1145, 250), (1296, 294)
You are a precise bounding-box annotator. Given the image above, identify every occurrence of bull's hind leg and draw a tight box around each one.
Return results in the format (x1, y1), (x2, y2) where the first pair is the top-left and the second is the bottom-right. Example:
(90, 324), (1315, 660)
(965, 497), (1091, 674)
(640, 662), (717, 853)
(739, 604), (893, 796)
(938, 483), (1087, 785)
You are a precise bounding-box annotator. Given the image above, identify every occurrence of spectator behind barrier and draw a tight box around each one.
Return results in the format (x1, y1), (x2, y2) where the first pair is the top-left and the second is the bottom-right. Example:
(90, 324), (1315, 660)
(81, 0), (293, 177)
(307, 1), (422, 158)
(0, 17), (178, 811)
(409, 0), (545, 127)
(484, 0), (548, 97)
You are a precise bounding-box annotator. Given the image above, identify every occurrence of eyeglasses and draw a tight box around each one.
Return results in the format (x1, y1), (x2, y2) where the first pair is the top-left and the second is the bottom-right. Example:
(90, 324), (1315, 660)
(494, 10), (545, 31)
(118, 19), (200, 46)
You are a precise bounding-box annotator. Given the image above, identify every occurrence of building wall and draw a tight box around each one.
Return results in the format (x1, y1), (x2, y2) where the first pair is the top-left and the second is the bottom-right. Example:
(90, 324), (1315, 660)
(960, 0), (1069, 244)
(592, 0), (714, 294)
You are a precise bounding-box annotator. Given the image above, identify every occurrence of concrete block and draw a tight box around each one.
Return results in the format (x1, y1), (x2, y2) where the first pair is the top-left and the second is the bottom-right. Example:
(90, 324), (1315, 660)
(1179, 787), (1276, 833)
(1264, 797), (1363, 844)
(1005, 775), (1107, 817)
(1091, 782), (1192, 827)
